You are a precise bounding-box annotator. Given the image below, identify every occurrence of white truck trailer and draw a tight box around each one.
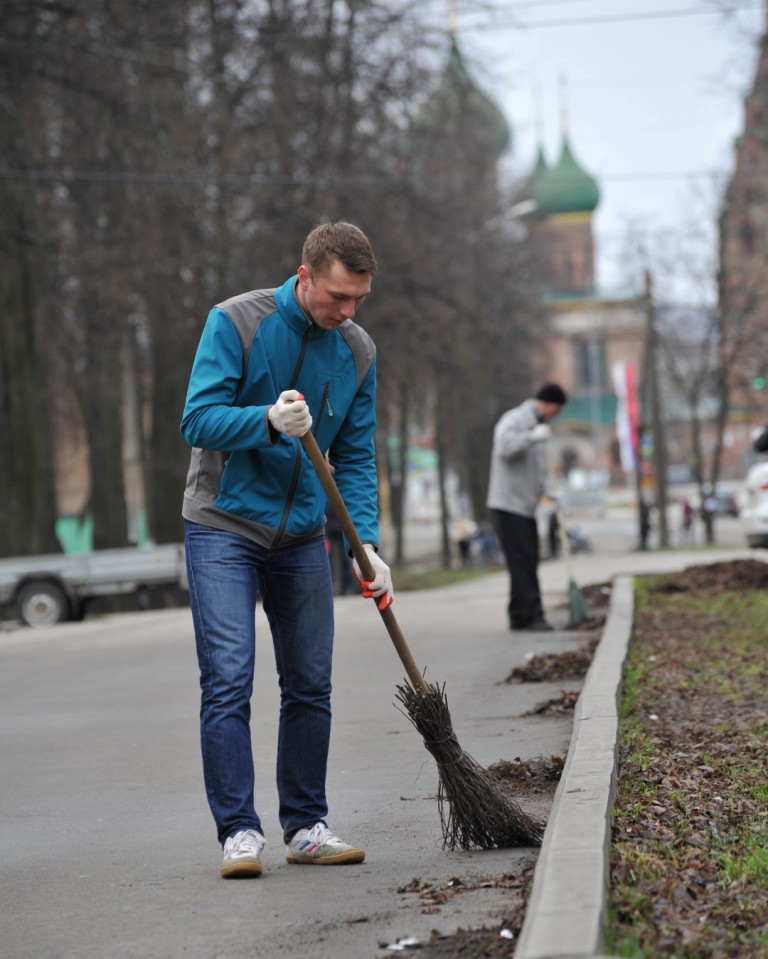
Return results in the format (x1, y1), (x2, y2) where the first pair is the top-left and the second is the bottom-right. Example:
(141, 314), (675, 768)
(0, 544), (187, 627)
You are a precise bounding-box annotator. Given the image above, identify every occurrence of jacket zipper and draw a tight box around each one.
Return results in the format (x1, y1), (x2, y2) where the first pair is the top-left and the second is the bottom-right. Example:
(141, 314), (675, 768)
(313, 381), (333, 437)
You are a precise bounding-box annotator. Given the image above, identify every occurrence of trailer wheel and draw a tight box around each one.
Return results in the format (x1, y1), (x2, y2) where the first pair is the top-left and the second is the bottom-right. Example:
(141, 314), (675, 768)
(17, 581), (71, 627)
(136, 585), (152, 610)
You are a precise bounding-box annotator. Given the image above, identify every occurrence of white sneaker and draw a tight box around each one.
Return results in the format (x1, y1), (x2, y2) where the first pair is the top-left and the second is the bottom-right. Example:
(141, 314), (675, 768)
(221, 829), (266, 878)
(285, 822), (365, 865)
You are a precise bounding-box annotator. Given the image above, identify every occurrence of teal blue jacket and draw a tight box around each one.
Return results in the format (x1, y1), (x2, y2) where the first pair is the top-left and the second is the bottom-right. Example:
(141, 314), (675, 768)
(181, 275), (379, 549)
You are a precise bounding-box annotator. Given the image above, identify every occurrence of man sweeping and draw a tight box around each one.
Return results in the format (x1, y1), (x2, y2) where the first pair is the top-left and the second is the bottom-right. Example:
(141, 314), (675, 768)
(486, 382), (567, 632)
(180, 221), (393, 878)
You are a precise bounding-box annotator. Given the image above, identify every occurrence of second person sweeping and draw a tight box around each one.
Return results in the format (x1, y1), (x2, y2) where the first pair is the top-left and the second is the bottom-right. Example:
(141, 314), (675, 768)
(486, 382), (568, 632)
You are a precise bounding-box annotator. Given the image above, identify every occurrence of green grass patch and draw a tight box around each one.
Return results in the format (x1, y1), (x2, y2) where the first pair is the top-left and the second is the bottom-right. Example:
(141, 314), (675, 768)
(609, 575), (768, 958)
(391, 564), (498, 592)
(719, 836), (768, 887)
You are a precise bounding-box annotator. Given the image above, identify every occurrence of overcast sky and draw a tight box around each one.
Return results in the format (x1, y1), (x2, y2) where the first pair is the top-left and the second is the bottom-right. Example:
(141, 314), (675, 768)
(427, 0), (766, 299)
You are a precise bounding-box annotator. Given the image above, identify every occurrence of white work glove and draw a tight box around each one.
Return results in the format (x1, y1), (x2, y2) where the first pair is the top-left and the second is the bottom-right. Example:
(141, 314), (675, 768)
(530, 423), (551, 443)
(268, 390), (312, 437)
(352, 544), (394, 610)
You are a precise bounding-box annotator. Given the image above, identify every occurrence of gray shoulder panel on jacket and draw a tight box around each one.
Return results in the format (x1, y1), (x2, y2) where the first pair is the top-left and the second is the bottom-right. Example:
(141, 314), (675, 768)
(339, 321), (376, 392)
(215, 288), (276, 377)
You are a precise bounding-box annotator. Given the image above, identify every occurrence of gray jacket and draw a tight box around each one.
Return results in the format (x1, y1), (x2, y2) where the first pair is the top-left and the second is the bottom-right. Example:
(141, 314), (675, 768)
(486, 399), (547, 518)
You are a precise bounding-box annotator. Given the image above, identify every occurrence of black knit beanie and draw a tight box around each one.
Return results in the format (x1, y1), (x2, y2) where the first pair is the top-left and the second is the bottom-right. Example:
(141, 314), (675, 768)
(536, 382), (567, 405)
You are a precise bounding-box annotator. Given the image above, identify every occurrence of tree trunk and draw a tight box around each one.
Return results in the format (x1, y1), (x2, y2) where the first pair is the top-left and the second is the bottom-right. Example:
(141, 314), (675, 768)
(435, 398), (452, 569)
(0, 200), (60, 556)
(83, 350), (129, 550)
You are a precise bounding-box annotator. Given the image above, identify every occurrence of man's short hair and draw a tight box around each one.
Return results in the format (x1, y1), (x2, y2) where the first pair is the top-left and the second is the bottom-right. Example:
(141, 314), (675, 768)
(536, 382), (567, 406)
(302, 221), (378, 278)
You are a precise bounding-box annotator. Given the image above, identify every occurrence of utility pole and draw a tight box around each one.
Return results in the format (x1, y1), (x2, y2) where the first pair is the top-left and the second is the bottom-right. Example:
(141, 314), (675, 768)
(588, 333), (604, 480)
(645, 270), (670, 548)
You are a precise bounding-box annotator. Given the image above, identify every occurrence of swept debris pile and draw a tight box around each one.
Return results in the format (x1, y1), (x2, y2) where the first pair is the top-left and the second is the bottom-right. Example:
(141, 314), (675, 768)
(524, 689), (580, 716)
(503, 637), (598, 683)
(487, 755), (564, 792)
(383, 866), (536, 956)
(648, 557), (768, 593)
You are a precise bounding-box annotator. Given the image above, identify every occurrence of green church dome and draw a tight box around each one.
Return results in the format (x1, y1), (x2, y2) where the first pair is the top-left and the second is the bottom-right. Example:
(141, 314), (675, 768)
(412, 37), (512, 157)
(530, 137), (600, 215)
(526, 144), (549, 192)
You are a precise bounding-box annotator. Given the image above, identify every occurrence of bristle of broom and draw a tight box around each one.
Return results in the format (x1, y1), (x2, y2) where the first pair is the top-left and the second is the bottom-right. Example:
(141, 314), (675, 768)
(569, 578), (589, 625)
(395, 679), (546, 850)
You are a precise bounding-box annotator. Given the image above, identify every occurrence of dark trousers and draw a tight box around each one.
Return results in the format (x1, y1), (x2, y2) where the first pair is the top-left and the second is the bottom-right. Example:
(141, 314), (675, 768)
(492, 509), (544, 627)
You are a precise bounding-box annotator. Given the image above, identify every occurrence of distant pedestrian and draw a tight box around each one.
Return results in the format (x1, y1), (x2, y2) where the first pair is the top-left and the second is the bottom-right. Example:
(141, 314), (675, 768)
(700, 484), (717, 524)
(475, 522), (502, 567)
(486, 382), (567, 632)
(452, 516), (477, 568)
(680, 497), (694, 544)
(754, 422), (768, 454)
(639, 496), (652, 550)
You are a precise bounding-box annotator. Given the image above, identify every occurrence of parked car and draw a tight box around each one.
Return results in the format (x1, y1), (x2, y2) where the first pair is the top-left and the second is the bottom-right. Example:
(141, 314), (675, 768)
(740, 463), (768, 548)
(713, 485), (741, 518)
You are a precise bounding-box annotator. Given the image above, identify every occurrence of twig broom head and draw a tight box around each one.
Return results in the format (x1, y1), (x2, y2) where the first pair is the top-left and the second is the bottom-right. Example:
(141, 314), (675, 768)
(569, 577), (589, 625)
(395, 678), (546, 850)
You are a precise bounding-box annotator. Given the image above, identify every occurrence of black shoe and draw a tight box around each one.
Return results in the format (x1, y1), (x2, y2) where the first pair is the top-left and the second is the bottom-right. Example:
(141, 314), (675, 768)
(527, 618), (554, 632)
(510, 617), (554, 631)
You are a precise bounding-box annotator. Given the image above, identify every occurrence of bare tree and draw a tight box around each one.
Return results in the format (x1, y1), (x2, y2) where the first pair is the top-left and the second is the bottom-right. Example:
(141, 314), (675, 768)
(0, 0), (541, 563)
(0, 1), (70, 555)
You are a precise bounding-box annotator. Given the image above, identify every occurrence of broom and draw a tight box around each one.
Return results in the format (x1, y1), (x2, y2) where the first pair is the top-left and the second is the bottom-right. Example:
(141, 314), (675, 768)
(546, 450), (588, 626)
(301, 431), (545, 850)
(554, 502), (589, 626)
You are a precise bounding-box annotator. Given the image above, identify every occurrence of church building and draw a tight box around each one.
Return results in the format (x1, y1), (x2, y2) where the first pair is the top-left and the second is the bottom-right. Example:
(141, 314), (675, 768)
(522, 133), (647, 487)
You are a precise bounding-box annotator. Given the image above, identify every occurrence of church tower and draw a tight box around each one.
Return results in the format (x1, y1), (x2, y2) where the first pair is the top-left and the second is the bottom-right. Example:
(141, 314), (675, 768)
(409, 33), (511, 205)
(518, 111), (648, 486)
(526, 134), (600, 296)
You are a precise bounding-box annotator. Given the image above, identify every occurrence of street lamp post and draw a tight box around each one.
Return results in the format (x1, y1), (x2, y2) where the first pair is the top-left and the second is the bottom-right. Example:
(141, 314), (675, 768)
(645, 270), (670, 548)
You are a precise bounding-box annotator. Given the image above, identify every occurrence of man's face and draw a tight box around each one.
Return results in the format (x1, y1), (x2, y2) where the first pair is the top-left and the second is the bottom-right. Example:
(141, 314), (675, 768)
(539, 401), (563, 421)
(297, 259), (372, 330)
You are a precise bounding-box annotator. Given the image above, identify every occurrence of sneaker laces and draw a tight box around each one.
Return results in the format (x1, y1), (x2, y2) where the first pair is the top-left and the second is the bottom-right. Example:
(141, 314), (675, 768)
(303, 823), (343, 847)
(228, 830), (265, 855)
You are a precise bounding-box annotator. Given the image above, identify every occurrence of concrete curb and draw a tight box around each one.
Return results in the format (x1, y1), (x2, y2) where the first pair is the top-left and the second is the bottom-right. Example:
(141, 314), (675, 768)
(514, 575), (635, 959)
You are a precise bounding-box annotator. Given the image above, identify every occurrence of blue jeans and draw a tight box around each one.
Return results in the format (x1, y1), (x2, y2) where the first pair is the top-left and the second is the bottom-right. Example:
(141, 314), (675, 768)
(184, 520), (334, 846)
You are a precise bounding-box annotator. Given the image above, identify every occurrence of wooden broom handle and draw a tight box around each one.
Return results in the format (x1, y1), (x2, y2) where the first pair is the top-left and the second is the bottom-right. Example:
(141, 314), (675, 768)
(546, 446), (575, 579)
(556, 505), (575, 580)
(300, 431), (429, 694)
